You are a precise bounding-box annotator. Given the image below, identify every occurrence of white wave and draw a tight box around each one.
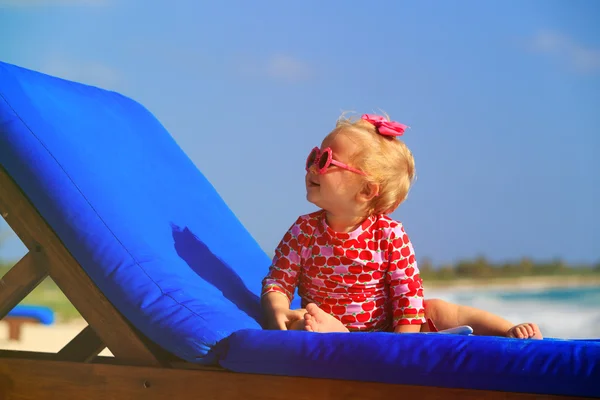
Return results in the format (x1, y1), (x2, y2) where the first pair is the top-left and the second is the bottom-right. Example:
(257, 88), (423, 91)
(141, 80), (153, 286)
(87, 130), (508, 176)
(426, 287), (600, 339)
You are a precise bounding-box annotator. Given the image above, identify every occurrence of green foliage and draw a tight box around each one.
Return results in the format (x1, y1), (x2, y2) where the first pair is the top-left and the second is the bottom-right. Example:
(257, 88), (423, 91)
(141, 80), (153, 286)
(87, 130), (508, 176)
(419, 256), (600, 281)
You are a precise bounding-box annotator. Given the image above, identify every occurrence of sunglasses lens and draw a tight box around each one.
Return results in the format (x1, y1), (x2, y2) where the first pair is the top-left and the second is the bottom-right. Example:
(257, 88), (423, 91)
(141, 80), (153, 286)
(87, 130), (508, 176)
(306, 149), (318, 170)
(318, 152), (329, 170)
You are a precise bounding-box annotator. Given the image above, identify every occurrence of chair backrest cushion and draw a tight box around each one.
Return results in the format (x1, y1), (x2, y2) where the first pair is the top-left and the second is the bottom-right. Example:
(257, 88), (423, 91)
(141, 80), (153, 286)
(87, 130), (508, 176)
(0, 61), (267, 363)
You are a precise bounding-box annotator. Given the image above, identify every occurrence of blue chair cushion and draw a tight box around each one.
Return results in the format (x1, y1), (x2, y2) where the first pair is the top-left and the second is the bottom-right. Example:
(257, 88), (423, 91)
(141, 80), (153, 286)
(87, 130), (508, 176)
(0, 61), (267, 363)
(218, 329), (600, 398)
(8, 305), (55, 325)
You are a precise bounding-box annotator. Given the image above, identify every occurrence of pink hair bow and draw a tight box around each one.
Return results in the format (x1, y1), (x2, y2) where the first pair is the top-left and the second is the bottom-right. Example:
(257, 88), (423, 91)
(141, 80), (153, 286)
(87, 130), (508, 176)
(361, 114), (408, 137)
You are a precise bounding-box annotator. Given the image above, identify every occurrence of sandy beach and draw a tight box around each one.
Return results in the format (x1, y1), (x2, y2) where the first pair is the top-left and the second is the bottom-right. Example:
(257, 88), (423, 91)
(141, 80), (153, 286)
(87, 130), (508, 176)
(0, 318), (113, 356)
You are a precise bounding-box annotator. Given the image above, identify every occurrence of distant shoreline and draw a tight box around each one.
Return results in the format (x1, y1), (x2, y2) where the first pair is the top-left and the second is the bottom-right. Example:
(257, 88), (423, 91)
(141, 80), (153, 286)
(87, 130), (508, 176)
(425, 275), (600, 291)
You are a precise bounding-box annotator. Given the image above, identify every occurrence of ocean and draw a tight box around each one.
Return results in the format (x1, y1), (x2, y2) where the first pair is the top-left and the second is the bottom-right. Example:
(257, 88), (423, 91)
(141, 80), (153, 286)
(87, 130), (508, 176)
(427, 284), (600, 340)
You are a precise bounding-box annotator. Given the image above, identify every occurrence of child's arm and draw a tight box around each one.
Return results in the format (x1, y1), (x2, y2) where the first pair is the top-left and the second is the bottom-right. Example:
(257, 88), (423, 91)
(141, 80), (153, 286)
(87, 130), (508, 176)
(260, 217), (306, 329)
(261, 292), (305, 330)
(386, 224), (426, 333)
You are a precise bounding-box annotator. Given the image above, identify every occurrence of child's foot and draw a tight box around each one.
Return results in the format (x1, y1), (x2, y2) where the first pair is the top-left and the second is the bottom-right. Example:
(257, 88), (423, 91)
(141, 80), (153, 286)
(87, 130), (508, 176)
(507, 323), (543, 339)
(303, 303), (349, 333)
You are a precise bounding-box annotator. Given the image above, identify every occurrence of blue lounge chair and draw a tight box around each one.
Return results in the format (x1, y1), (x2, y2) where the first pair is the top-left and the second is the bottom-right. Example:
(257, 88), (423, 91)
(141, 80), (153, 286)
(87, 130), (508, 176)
(3, 305), (54, 341)
(0, 60), (598, 399)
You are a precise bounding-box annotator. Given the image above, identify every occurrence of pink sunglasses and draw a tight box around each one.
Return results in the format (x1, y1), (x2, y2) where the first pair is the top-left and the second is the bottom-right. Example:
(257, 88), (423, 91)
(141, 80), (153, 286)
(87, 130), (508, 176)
(305, 147), (367, 176)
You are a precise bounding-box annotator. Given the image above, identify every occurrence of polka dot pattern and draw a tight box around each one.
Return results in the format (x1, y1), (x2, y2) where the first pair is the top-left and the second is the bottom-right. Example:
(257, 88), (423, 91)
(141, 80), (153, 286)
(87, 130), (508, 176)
(262, 210), (425, 332)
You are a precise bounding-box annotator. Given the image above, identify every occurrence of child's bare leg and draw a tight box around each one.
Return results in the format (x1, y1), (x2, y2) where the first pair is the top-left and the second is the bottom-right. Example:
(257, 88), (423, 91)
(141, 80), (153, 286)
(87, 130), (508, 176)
(424, 299), (542, 339)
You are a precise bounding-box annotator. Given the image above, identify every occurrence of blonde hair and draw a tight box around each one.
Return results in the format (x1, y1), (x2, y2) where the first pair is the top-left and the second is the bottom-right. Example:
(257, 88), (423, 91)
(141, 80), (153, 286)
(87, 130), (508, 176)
(326, 113), (416, 215)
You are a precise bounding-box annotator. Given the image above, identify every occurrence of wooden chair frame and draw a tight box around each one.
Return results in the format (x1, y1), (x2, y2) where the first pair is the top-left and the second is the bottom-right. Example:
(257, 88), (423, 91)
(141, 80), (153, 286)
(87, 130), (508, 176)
(0, 165), (594, 399)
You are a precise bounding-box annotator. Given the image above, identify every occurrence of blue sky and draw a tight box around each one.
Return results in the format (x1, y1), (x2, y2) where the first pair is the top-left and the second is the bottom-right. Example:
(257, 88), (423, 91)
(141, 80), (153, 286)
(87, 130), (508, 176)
(0, 0), (598, 266)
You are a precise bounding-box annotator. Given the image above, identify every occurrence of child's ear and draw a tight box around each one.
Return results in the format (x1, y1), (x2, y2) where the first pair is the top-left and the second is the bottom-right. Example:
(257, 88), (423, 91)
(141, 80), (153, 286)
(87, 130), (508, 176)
(358, 182), (379, 203)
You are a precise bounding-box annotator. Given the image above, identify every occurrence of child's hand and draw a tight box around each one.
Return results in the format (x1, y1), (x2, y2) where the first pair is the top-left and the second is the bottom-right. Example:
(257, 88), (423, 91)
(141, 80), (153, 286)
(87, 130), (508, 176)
(267, 308), (306, 330)
(262, 292), (306, 330)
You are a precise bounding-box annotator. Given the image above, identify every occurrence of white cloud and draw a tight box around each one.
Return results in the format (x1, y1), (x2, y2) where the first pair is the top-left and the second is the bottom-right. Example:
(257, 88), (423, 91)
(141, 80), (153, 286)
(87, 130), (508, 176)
(42, 57), (121, 90)
(234, 53), (314, 83)
(0, 0), (107, 6)
(266, 54), (313, 83)
(529, 31), (600, 74)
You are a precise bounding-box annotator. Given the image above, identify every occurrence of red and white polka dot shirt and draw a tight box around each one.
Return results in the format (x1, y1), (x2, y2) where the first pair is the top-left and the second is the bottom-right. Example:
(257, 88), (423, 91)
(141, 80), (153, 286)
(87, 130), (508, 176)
(262, 210), (426, 332)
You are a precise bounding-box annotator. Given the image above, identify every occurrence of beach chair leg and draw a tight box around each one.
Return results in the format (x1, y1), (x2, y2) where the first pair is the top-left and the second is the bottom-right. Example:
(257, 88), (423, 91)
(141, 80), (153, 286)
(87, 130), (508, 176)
(5, 317), (32, 341)
(7, 319), (20, 341)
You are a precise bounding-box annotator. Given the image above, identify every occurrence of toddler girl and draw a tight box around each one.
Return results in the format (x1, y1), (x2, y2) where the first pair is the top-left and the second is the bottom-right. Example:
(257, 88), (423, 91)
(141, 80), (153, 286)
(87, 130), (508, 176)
(261, 113), (542, 339)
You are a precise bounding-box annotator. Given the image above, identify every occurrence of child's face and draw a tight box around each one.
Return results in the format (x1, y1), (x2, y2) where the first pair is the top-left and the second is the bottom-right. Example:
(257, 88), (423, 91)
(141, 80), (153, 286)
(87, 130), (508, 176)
(305, 131), (366, 215)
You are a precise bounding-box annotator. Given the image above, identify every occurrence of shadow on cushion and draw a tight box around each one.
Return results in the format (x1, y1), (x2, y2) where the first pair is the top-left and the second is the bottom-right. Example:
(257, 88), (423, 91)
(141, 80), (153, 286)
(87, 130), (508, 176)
(171, 224), (264, 324)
